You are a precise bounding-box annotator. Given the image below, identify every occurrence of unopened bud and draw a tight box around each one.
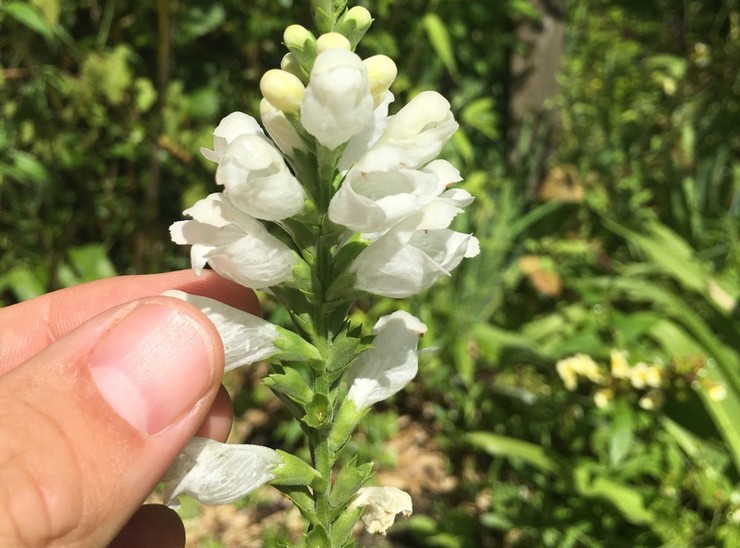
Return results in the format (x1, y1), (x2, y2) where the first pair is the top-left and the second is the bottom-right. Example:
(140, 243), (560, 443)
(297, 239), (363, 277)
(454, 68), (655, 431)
(364, 54), (397, 106)
(316, 32), (352, 53)
(260, 69), (305, 114)
(337, 6), (373, 48)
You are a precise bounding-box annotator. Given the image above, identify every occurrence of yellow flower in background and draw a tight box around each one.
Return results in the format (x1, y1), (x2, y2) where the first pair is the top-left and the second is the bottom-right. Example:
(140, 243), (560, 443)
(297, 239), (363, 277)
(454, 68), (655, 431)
(610, 349), (631, 379)
(556, 357), (579, 390)
(594, 388), (614, 409)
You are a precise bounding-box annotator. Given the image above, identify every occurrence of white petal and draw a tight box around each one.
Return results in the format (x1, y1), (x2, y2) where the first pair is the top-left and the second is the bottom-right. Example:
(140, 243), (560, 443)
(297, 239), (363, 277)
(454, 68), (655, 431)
(201, 112), (265, 163)
(216, 134), (306, 221)
(163, 438), (280, 506)
(260, 98), (309, 156)
(339, 91), (394, 172)
(162, 291), (279, 370)
(350, 486), (413, 535)
(351, 227), (474, 298)
(300, 49), (374, 150)
(329, 167), (443, 233)
(346, 311), (426, 408)
(361, 90), (458, 169)
(170, 193), (297, 289)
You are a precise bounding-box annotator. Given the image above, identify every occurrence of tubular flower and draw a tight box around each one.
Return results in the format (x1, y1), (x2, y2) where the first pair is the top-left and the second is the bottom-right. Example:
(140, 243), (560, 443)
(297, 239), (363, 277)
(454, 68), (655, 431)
(163, 437), (281, 506)
(350, 198), (479, 298)
(350, 486), (413, 535)
(346, 311), (427, 408)
(170, 192), (297, 289)
(300, 49), (374, 150)
(215, 134), (306, 221)
(200, 111), (265, 163)
(259, 98), (309, 156)
(162, 291), (279, 371)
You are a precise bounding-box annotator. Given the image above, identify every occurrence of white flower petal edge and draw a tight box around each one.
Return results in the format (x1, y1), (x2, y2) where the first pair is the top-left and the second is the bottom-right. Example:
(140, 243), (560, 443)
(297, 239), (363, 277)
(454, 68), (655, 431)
(163, 290), (279, 371)
(346, 311), (427, 409)
(201, 112), (265, 163)
(350, 486), (413, 535)
(216, 134), (306, 221)
(163, 437), (280, 506)
(300, 49), (374, 150)
(260, 98), (309, 156)
(170, 192), (297, 289)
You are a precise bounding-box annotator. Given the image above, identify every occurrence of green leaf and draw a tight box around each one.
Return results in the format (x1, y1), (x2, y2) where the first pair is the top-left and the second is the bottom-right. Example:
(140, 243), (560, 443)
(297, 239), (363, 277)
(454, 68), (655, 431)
(573, 464), (653, 525)
(263, 367), (314, 406)
(3, 1), (56, 40)
(466, 432), (557, 473)
(330, 505), (363, 548)
(609, 400), (634, 465)
(328, 457), (373, 509)
(422, 13), (458, 77)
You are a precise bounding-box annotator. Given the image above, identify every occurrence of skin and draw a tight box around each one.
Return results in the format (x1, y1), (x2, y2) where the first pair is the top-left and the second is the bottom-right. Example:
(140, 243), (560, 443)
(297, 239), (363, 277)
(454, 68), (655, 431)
(0, 270), (259, 547)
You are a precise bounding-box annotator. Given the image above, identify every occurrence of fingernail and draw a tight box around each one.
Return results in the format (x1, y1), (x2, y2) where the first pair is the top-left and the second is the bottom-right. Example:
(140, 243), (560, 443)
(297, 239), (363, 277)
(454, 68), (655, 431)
(89, 302), (217, 435)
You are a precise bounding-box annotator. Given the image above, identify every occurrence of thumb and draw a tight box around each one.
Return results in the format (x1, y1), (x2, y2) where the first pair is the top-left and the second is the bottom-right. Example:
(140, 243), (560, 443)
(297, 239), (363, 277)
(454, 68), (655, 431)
(0, 296), (225, 547)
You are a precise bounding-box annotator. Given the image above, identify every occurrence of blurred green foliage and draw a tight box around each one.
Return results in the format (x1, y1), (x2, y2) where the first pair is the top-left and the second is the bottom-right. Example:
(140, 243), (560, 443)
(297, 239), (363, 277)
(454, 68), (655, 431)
(1, 0), (738, 546)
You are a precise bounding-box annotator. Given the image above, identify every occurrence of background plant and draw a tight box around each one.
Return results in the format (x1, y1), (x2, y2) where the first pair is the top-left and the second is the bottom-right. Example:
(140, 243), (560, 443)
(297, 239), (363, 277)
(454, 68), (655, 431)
(1, 0), (738, 546)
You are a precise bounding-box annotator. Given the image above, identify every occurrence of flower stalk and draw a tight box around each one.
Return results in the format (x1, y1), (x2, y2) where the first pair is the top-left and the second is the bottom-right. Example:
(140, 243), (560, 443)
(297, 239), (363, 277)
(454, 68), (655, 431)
(166, 3), (478, 545)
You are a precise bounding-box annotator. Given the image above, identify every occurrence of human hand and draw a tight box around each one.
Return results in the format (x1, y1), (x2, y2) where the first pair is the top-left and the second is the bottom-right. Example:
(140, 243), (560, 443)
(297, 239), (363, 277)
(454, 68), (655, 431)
(0, 270), (259, 547)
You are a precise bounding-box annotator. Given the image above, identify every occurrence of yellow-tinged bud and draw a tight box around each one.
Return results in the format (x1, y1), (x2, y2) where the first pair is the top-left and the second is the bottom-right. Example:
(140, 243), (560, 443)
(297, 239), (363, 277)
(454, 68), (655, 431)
(364, 54), (397, 106)
(284, 24), (315, 52)
(344, 6), (372, 29)
(316, 32), (352, 53)
(280, 53), (305, 80)
(708, 382), (727, 401)
(336, 6), (374, 48)
(260, 69), (305, 114)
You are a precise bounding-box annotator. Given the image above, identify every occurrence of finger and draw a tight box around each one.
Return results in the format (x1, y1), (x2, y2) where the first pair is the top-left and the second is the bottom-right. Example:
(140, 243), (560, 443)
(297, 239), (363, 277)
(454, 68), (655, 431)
(0, 296), (224, 547)
(109, 505), (185, 548)
(194, 384), (234, 441)
(0, 269), (259, 374)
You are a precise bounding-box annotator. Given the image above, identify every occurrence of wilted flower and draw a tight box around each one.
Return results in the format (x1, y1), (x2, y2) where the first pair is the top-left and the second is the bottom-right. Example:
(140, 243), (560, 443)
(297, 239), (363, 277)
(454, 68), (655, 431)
(164, 437), (281, 506)
(300, 49), (374, 150)
(170, 192), (298, 289)
(346, 311), (427, 409)
(350, 486), (413, 535)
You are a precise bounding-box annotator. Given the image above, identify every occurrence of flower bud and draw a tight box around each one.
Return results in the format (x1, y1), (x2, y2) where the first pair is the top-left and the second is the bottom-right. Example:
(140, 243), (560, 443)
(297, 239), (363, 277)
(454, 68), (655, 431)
(284, 24), (315, 53)
(336, 6), (373, 48)
(260, 69), (305, 114)
(364, 55), (397, 106)
(300, 49), (373, 150)
(316, 32), (352, 52)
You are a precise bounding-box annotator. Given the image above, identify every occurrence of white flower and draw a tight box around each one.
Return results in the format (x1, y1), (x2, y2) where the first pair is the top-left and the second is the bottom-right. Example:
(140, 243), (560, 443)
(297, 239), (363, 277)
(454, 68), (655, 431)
(216, 133), (305, 221)
(162, 291), (279, 371)
(170, 192), (297, 289)
(350, 199), (479, 298)
(260, 98), (309, 156)
(358, 90), (458, 170)
(338, 90), (394, 172)
(200, 112), (265, 163)
(346, 311), (427, 408)
(163, 437), (280, 506)
(300, 49), (374, 150)
(350, 486), (413, 535)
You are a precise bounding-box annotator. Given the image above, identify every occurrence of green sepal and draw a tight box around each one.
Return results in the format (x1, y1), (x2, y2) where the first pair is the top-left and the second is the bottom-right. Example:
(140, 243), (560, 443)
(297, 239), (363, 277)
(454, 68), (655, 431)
(310, 0), (347, 33)
(283, 256), (313, 294)
(303, 393), (333, 429)
(284, 26), (317, 76)
(330, 505), (363, 548)
(270, 285), (312, 315)
(329, 398), (367, 454)
(263, 367), (313, 406)
(275, 325), (322, 362)
(326, 325), (363, 373)
(328, 456), (374, 510)
(272, 450), (321, 486)
(305, 523), (331, 548)
(274, 484), (317, 522)
(336, 8), (373, 49)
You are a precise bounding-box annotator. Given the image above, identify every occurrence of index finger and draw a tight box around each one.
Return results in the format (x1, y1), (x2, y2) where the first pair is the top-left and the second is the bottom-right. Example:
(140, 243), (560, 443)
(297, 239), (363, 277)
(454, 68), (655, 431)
(0, 270), (259, 374)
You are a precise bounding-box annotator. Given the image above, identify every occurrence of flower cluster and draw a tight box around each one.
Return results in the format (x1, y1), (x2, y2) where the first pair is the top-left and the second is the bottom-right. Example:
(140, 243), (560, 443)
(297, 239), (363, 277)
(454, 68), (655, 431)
(165, 4), (477, 542)
(555, 349), (726, 411)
